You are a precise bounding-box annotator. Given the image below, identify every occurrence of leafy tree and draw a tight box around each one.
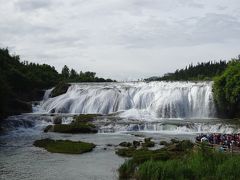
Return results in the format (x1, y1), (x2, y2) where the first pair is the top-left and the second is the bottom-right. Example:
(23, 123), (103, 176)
(213, 59), (240, 118)
(69, 69), (78, 80)
(145, 60), (228, 81)
(61, 65), (70, 79)
(0, 47), (115, 120)
(0, 48), (60, 119)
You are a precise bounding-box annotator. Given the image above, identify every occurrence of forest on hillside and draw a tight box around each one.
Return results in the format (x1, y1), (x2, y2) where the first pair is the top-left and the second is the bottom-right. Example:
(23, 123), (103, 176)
(0, 47), (239, 120)
(145, 61), (228, 81)
(0, 48), (115, 120)
(145, 57), (240, 118)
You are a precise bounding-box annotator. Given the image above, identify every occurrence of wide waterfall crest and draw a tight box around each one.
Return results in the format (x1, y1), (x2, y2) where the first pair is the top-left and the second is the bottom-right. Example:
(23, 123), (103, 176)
(41, 82), (216, 119)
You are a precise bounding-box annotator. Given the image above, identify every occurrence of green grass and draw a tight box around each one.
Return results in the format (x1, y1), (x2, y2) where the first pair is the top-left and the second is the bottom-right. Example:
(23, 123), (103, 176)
(116, 147), (136, 157)
(44, 114), (98, 133)
(136, 151), (240, 180)
(34, 138), (96, 154)
(73, 114), (98, 123)
(119, 159), (137, 179)
(52, 122), (97, 133)
(118, 141), (240, 180)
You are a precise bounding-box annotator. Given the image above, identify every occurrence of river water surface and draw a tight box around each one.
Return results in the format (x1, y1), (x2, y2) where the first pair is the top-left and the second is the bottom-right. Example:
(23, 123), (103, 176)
(1, 82), (240, 180)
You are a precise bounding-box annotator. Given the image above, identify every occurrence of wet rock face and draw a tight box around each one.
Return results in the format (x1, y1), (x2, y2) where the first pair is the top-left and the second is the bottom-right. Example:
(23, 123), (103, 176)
(53, 116), (62, 124)
(50, 82), (70, 98)
(133, 140), (141, 147)
(119, 142), (132, 147)
(142, 138), (155, 148)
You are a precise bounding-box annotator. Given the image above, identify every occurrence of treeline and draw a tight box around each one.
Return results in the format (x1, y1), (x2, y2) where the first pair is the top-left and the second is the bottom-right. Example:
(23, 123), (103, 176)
(145, 57), (240, 118)
(61, 65), (115, 82)
(145, 61), (228, 81)
(0, 48), (115, 120)
(213, 59), (240, 118)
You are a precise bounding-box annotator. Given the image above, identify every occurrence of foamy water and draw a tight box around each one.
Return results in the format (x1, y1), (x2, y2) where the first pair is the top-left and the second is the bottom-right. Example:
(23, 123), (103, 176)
(41, 82), (216, 119)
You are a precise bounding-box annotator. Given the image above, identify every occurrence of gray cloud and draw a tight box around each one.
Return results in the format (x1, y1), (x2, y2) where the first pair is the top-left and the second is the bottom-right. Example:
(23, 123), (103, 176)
(15, 0), (54, 11)
(0, 0), (239, 80)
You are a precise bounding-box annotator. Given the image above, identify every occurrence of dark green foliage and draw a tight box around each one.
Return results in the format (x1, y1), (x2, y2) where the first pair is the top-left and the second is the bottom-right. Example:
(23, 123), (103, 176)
(137, 160), (194, 180)
(51, 82), (70, 97)
(0, 48), (59, 119)
(33, 138), (96, 154)
(61, 65), (70, 80)
(136, 149), (240, 180)
(118, 141), (240, 180)
(0, 75), (10, 119)
(119, 160), (136, 180)
(118, 140), (195, 179)
(132, 149), (172, 164)
(116, 140), (192, 160)
(213, 60), (240, 118)
(144, 57), (240, 118)
(7, 99), (32, 115)
(60, 65), (116, 83)
(175, 139), (194, 151)
(69, 68), (78, 80)
(146, 60), (227, 81)
(0, 48), (116, 120)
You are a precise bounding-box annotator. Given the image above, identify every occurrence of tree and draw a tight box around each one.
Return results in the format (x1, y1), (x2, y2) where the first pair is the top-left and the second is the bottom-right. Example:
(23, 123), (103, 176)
(213, 59), (240, 118)
(70, 69), (78, 80)
(61, 65), (70, 79)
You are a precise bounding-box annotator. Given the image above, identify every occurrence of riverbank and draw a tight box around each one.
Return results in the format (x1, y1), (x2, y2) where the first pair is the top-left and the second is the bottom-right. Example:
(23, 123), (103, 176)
(118, 141), (240, 180)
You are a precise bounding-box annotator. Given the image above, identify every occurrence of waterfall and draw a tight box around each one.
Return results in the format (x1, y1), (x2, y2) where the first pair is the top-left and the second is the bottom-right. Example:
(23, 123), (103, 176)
(43, 87), (54, 101)
(41, 82), (216, 119)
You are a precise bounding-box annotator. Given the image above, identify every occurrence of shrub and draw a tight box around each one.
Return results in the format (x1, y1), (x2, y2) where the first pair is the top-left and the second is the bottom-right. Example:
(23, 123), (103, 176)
(213, 60), (240, 118)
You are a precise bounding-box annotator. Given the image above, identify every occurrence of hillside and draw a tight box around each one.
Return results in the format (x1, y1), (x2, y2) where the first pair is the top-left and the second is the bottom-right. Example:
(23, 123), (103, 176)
(145, 61), (228, 81)
(0, 48), (115, 120)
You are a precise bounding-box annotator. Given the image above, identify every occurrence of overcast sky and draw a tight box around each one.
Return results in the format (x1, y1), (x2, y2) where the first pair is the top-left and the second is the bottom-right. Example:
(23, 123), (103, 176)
(0, 0), (240, 80)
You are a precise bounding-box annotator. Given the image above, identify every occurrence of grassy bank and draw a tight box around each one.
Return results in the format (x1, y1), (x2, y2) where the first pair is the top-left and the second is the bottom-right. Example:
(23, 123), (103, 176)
(34, 138), (96, 154)
(118, 141), (240, 180)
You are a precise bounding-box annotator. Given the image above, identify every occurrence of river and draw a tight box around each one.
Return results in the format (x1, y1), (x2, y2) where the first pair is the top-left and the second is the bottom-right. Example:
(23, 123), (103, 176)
(1, 82), (240, 180)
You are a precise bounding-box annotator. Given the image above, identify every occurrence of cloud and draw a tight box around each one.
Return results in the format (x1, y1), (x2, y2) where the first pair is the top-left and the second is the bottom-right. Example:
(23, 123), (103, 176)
(0, 0), (240, 80)
(15, 0), (54, 11)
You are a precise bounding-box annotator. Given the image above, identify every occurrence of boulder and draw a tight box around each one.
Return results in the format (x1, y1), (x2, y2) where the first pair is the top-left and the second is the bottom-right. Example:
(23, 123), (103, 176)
(53, 116), (62, 124)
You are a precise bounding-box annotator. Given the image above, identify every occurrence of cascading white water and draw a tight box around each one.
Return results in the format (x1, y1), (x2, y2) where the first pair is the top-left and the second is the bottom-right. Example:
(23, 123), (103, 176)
(43, 87), (54, 101)
(41, 82), (215, 119)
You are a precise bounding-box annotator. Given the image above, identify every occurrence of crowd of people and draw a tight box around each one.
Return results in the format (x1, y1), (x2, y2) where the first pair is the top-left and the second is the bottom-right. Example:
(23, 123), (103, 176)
(195, 133), (240, 150)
